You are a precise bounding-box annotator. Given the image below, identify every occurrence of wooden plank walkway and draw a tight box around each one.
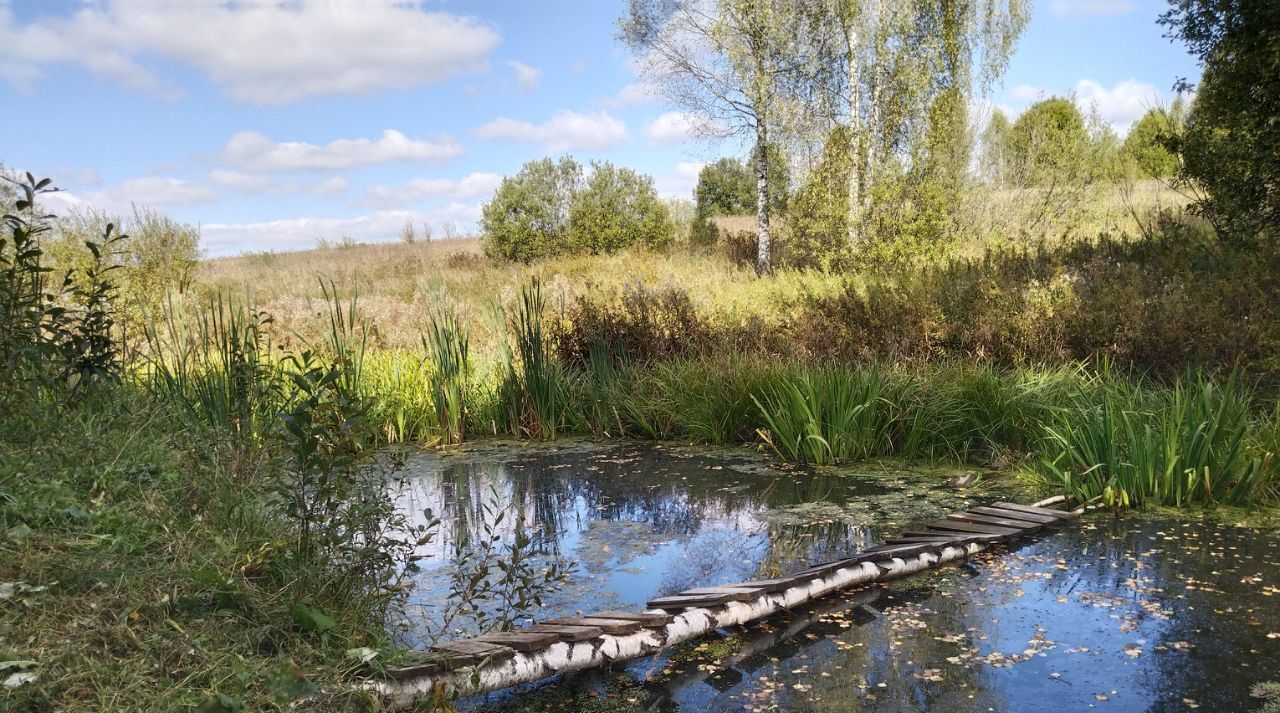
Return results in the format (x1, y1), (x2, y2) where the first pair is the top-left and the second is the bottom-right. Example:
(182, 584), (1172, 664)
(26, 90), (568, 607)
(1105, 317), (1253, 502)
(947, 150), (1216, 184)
(373, 498), (1077, 706)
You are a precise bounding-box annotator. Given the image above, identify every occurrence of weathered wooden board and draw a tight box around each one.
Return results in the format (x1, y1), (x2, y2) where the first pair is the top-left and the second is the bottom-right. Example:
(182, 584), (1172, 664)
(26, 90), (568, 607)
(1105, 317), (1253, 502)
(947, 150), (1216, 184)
(544, 616), (645, 635)
(902, 528), (1006, 543)
(475, 631), (562, 652)
(948, 511), (1043, 532)
(857, 542), (945, 560)
(526, 623), (604, 641)
(732, 578), (803, 593)
(967, 505), (1058, 524)
(430, 640), (515, 668)
(679, 586), (763, 602)
(588, 610), (674, 626)
(926, 520), (1024, 537)
(646, 592), (738, 609)
(993, 501), (1075, 520)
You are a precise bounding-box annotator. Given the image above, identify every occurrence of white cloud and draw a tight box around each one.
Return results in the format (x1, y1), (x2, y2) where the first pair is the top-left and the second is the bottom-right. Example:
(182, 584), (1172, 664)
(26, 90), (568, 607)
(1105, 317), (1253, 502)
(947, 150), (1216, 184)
(1047, 0), (1140, 18)
(1000, 78), (1166, 133)
(41, 176), (216, 216)
(217, 130), (464, 172)
(202, 204), (484, 256)
(106, 176), (216, 206)
(1009, 84), (1044, 103)
(1072, 78), (1162, 133)
(644, 111), (715, 145)
(473, 111), (629, 152)
(210, 169), (349, 197)
(364, 172), (503, 208)
(507, 60), (542, 93)
(607, 81), (661, 108)
(0, 1), (500, 105)
(654, 161), (705, 200)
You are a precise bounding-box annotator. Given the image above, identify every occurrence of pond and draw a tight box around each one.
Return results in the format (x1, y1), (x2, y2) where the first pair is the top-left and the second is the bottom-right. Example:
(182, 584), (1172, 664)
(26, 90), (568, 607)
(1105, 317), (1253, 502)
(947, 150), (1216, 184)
(391, 440), (1280, 712)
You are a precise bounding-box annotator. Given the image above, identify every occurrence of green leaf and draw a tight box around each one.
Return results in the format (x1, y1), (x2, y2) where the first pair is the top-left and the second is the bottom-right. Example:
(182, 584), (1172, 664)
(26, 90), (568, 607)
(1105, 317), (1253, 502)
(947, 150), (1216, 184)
(291, 602), (337, 633)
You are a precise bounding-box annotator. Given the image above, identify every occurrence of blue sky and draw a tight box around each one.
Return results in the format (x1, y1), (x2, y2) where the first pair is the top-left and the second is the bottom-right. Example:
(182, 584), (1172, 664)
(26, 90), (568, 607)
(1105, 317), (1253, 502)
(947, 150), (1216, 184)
(0, 0), (1198, 256)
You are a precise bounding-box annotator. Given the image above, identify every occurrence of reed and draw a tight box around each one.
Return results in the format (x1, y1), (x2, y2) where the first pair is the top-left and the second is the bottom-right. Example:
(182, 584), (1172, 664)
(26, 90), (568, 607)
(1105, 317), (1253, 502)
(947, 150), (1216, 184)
(1041, 371), (1278, 507)
(424, 307), (470, 445)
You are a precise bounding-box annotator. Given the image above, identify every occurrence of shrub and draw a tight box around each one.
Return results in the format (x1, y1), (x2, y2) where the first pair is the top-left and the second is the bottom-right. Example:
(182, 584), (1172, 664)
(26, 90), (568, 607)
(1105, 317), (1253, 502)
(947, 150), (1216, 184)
(1007, 97), (1090, 187)
(1123, 104), (1183, 178)
(567, 161), (672, 253)
(481, 157), (583, 262)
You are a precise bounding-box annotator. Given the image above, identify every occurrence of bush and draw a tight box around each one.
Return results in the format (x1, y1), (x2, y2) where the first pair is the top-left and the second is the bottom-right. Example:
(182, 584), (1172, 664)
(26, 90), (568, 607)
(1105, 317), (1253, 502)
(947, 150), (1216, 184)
(1007, 97), (1090, 187)
(1123, 104), (1183, 178)
(481, 157), (583, 262)
(567, 161), (672, 253)
(481, 158), (672, 261)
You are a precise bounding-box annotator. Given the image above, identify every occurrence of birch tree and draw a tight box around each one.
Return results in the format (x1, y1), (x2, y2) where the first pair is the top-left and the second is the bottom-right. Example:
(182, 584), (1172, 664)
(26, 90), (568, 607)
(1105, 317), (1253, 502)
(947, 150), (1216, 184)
(620, 0), (810, 275)
(798, 0), (1028, 250)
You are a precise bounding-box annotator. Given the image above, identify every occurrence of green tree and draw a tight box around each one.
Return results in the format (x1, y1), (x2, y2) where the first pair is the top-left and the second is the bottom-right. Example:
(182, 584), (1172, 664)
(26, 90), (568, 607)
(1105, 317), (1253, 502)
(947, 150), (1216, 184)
(621, 0), (809, 274)
(789, 125), (855, 270)
(980, 108), (1013, 187)
(480, 157), (583, 262)
(1160, 0), (1279, 237)
(567, 162), (673, 254)
(1123, 103), (1183, 178)
(695, 158), (756, 217)
(1007, 97), (1089, 187)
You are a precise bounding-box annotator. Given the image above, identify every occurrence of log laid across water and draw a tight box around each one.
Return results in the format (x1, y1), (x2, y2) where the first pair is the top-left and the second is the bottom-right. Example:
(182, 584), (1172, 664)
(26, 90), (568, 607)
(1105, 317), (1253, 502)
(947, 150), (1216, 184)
(369, 498), (1077, 708)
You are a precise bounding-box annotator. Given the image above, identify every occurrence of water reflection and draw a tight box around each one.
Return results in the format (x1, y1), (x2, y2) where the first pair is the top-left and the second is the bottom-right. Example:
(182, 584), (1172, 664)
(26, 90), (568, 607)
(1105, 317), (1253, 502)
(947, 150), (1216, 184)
(393, 439), (1004, 642)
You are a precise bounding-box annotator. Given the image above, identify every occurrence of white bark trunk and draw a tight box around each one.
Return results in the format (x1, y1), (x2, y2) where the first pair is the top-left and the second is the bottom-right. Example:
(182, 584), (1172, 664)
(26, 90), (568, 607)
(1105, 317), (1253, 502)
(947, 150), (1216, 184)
(845, 16), (861, 248)
(753, 126), (772, 276)
(369, 542), (984, 708)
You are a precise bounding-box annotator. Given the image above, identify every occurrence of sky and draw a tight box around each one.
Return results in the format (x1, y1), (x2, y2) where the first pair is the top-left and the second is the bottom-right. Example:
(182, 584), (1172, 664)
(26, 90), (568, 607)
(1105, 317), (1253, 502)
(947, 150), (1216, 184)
(0, 0), (1200, 256)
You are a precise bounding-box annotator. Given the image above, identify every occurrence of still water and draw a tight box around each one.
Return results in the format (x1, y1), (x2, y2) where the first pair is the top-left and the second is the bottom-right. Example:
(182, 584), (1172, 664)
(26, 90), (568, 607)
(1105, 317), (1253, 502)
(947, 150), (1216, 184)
(392, 440), (1280, 712)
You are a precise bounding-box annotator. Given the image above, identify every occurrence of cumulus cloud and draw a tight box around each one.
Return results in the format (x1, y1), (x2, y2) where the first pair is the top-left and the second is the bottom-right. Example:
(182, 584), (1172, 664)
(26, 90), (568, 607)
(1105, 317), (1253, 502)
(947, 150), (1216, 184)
(473, 110), (629, 152)
(607, 81), (661, 108)
(364, 172), (503, 208)
(1004, 79), (1164, 133)
(507, 60), (542, 93)
(210, 170), (349, 197)
(0, 1), (500, 104)
(40, 176), (216, 216)
(644, 111), (719, 145)
(217, 130), (464, 172)
(202, 204), (484, 256)
(654, 161), (705, 200)
(1071, 78), (1163, 133)
(1047, 0), (1140, 18)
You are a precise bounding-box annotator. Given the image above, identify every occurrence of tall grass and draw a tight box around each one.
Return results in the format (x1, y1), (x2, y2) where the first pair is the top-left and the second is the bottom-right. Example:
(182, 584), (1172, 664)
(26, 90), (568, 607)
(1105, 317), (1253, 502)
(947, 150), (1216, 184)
(1042, 372), (1278, 507)
(498, 279), (572, 439)
(424, 307), (469, 445)
(145, 294), (277, 451)
(754, 367), (888, 464)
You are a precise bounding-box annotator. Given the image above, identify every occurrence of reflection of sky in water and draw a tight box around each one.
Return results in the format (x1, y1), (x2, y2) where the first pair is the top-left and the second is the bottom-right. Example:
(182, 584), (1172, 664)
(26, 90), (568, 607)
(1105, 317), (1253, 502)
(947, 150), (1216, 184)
(389, 440), (1010, 643)
(463, 513), (1280, 713)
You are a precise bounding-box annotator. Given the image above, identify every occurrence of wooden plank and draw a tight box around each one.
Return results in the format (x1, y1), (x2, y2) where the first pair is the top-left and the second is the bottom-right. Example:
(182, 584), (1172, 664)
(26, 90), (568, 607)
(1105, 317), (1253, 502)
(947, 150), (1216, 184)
(902, 528), (1006, 543)
(885, 535), (971, 546)
(526, 623), (604, 641)
(430, 639), (515, 668)
(731, 578), (800, 593)
(475, 631), (562, 652)
(545, 616), (643, 635)
(857, 542), (943, 560)
(948, 511), (1043, 532)
(926, 520), (1024, 537)
(993, 501), (1076, 520)
(646, 593), (735, 609)
(967, 505), (1058, 524)
(679, 586), (763, 602)
(588, 610), (674, 626)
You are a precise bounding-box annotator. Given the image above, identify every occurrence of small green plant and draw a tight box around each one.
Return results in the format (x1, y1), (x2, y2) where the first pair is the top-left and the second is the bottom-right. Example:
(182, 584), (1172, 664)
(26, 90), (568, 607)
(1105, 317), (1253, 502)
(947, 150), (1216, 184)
(753, 367), (887, 465)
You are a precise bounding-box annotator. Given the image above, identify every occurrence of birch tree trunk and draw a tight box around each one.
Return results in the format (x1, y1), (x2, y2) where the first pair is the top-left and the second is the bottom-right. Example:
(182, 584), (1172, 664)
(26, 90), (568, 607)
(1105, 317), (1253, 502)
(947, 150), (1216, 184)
(844, 15), (862, 248)
(753, 127), (772, 276)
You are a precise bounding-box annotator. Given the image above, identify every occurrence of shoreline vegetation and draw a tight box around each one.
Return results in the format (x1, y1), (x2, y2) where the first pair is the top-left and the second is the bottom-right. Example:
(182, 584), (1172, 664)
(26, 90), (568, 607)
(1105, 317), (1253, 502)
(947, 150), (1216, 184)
(4, 0), (1278, 704)
(3, 173), (1279, 710)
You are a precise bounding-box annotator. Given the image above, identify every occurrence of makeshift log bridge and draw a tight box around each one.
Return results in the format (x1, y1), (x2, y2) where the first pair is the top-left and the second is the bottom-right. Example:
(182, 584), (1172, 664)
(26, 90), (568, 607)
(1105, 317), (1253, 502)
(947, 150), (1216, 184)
(370, 499), (1077, 708)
